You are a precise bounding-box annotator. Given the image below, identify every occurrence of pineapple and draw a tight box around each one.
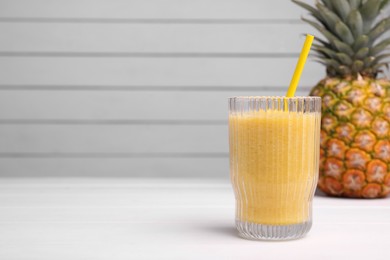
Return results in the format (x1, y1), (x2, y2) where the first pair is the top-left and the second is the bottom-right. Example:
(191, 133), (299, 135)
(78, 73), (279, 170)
(294, 0), (390, 198)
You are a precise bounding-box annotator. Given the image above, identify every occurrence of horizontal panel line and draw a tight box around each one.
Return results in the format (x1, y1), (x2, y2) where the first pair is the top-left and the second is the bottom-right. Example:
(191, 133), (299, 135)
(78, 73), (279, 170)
(0, 119), (227, 125)
(0, 17), (302, 24)
(1, 221), (388, 225)
(0, 85), (313, 92)
(0, 52), (299, 58)
(0, 152), (229, 158)
(0, 206), (388, 209)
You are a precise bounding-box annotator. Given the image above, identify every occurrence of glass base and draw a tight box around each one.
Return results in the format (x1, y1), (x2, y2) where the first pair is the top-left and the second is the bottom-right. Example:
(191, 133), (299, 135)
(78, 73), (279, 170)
(235, 219), (312, 241)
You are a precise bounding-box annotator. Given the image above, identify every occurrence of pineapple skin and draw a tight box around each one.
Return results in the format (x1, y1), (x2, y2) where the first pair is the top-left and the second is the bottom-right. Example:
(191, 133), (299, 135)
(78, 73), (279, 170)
(311, 77), (390, 198)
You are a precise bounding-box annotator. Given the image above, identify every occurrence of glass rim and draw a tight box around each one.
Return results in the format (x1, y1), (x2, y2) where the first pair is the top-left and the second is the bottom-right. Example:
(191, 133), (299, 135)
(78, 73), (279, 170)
(228, 96), (321, 113)
(228, 96), (321, 101)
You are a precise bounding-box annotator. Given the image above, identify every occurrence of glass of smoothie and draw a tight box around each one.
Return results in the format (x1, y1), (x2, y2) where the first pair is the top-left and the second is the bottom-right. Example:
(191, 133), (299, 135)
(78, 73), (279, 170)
(229, 96), (321, 240)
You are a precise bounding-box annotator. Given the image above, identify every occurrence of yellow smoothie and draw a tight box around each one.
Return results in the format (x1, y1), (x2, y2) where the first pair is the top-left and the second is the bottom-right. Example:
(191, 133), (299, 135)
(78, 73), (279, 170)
(229, 110), (320, 225)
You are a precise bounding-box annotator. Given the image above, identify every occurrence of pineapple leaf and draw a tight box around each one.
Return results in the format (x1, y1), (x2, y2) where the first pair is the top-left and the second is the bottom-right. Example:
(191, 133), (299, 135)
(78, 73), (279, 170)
(349, 0), (362, 9)
(326, 67), (338, 76)
(313, 46), (357, 66)
(360, 0), (382, 32)
(379, 0), (390, 10)
(313, 44), (339, 59)
(335, 21), (355, 44)
(315, 58), (341, 68)
(302, 17), (340, 44)
(360, 0), (381, 19)
(292, 0), (326, 24)
(371, 37), (390, 55)
(351, 60), (364, 73)
(295, 0), (389, 77)
(314, 37), (333, 48)
(355, 47), (370, 59)
(338, 65), (352, 74)
(333, 39), (355, 56)
(331, 0), (351, 21)
(312, 45), (346, 63)
(312, 53), (331, 61)
(315, 59), (349, 75)
(316, 3), (341, 29)
(371, 53), (390, 66)
(373, 62), (389, 71)
(353, 35), (369, 50)
(321, 0), (334, 10)
(367, 17), (390, 42)
(363, 56), (376, 67)
(347, 10), (364, 38)
(336, 53), (353, 65)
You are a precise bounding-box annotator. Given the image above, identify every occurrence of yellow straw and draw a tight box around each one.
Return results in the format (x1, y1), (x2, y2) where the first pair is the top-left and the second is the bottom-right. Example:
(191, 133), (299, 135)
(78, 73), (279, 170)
(286, 34), (314, 97)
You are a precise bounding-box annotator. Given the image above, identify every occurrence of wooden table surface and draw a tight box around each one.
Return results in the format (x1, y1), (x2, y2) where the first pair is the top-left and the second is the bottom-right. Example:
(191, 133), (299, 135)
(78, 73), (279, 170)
(0, 178), (389, 260)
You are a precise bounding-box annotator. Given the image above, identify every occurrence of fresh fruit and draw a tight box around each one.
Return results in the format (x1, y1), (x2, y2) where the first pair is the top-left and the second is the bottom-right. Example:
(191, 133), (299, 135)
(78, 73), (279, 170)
(294, 0), (390, 198)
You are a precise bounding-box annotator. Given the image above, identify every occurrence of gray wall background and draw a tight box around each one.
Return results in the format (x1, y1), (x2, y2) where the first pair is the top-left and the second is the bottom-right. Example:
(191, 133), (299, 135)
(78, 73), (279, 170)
(2, 0), (382, 178)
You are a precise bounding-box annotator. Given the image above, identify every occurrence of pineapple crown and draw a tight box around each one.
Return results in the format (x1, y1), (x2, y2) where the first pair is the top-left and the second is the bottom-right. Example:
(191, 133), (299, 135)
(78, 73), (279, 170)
(293, 0), (390, 78)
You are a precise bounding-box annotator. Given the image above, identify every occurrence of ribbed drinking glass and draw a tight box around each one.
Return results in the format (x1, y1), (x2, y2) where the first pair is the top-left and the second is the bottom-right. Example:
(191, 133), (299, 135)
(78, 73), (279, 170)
(229, 96), (321, 240)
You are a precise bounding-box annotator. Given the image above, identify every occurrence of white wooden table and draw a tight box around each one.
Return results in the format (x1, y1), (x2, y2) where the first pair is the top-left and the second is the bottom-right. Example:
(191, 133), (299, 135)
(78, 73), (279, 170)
(0, 178), (389, 260)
